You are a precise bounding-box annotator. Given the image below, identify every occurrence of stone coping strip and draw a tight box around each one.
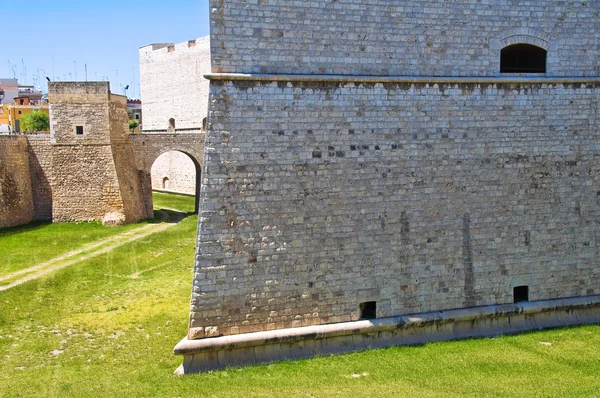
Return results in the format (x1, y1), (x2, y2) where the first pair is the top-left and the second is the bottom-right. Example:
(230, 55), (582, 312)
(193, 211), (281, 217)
(174, 295), (600, 355)
(204, 73), (600, 85)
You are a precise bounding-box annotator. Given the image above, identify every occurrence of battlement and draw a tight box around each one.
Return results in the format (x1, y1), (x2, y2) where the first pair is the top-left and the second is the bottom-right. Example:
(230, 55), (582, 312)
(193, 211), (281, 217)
(139, 36), (209, 54)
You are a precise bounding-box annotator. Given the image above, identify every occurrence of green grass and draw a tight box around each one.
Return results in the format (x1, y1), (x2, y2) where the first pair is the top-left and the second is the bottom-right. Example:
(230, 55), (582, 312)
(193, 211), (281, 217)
(0, 193), (599, 397)
(0, 220), (145, 277)
(152, 191), (196, 214)
(0, 192), (195, 278)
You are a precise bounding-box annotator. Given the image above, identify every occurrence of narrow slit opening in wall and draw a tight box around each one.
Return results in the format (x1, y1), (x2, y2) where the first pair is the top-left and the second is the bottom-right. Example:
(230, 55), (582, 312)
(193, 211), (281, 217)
(359, 301), (377, 320)
(514, 286), (529, 303)
(76, 126), (84, 135)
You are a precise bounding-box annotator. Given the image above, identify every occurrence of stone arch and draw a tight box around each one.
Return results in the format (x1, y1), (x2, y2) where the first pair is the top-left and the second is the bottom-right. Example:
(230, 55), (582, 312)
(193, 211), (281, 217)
(148, 148), (202, 213)
(129, 133), (205, 219)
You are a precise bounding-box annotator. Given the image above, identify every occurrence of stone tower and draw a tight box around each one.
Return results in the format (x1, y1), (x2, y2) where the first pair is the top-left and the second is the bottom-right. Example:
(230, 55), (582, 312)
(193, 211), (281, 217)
(49, 82), (147, 224)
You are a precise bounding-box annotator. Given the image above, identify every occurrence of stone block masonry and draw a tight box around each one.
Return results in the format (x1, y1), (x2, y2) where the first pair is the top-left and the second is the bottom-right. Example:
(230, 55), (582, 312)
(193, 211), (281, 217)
(27, 134), (53, 220)
(151, 151), (197, 195)
(0, 136), (34, 228)
(49, 82), (147, 224)
(0, 83), (205, 229)
(176, 0), (600, 372)
(208, 1), (599, 77)
(139, 36), (211, 132)
(189, 79), (600, 339)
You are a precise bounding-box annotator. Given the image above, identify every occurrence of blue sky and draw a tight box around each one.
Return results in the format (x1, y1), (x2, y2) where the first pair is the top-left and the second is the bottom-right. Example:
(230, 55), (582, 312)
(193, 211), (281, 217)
(2, 0), (210, 98)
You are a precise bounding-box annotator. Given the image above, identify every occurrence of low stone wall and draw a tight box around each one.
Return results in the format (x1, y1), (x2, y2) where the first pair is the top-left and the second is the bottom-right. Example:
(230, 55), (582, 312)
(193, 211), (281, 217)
(175, 295), (600, 373)
(0, 136), (34, 228)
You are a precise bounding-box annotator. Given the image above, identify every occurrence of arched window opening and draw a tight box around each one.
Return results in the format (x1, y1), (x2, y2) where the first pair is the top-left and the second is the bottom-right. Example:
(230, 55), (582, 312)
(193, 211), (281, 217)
(202, 117), (207, 132)
(162, 177), (170, 189)
(168, 118), (176, 132)
(501, 44), (546, 73)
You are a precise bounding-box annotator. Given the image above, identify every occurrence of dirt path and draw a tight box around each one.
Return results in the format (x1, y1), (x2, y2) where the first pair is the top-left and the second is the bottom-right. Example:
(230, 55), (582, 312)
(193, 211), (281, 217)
(0, 210), (188, 292)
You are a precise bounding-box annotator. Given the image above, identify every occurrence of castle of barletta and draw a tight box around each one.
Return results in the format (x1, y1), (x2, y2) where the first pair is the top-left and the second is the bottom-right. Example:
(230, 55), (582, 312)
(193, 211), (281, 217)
(174, 0), (600, 373)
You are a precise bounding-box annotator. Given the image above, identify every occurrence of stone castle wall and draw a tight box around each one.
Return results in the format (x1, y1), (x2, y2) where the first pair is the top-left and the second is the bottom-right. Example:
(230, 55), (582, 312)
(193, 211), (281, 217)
(0, 136), (34, 228)
(208, 1), (599, 76)
(185, 0), (600, 340)
(190, 79), (600, 337)
(49, 82), (146, 224)
(139, 36), (211, 132)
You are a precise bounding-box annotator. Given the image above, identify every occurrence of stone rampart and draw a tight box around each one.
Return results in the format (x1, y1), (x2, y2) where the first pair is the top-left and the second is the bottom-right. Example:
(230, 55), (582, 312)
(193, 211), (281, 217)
(177, 0), (600, 372)
(189, 79), (600, 340)
(0, 136), (34, 228)
(109, 94), (148, 222)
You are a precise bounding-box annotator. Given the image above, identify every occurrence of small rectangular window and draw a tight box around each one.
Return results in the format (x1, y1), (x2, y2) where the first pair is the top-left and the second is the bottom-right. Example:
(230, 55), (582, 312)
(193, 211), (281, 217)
(359, 301), (377, 320)
(135, 114), (140, 120)
(18, 110), (22, 115)
(76, 126), (84, 135)
(514, 286), (529, 303)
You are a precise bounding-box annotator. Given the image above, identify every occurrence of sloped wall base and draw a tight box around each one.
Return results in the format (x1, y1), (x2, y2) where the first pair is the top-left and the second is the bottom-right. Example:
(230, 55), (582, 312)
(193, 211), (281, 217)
(174, 295), (600, 374)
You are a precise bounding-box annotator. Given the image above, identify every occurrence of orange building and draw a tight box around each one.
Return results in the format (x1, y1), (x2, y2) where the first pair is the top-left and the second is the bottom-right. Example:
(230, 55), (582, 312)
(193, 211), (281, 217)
(0, 94), (49, 133)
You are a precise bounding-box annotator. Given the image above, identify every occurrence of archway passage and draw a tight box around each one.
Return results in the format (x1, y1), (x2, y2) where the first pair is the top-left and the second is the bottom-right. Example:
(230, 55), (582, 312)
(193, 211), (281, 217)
(500, 44), (546, 73)
(150, 150), (201, 214)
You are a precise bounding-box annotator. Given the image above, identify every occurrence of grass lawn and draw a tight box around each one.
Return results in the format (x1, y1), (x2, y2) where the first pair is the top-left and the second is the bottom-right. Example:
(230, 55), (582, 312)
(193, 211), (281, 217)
(0, 193), (599, 397)
(0, 219), (146, 278)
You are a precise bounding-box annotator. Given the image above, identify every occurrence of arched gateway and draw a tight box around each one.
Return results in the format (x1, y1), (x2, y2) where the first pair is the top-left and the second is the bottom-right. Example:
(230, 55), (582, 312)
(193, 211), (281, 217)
(130, 133), (204, 216)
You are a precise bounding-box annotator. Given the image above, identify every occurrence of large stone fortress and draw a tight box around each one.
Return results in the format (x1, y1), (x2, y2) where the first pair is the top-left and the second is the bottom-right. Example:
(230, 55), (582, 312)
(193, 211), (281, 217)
(174, 1), (600, 372)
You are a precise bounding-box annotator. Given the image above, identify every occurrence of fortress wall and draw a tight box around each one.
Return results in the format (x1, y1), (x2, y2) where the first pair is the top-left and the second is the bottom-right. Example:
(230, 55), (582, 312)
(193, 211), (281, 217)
(0, 136), (34, 228)
(189, 80), (600, 338)
(208, 0), (600, 77)
(139, 36), (211, 132)
(151, 151), (197, 195)
(27, 133), (53, 220)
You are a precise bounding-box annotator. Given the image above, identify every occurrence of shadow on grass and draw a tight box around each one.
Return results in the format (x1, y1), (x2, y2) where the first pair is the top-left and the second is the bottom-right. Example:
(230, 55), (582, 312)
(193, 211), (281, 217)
(150, 209), (193, 224)
(0, 221), (52, 237)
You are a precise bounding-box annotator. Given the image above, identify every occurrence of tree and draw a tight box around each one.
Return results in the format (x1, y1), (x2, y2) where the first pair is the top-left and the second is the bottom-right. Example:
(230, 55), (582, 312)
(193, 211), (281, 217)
(20, 110), (50, 132)
(129, 119), (139, 133)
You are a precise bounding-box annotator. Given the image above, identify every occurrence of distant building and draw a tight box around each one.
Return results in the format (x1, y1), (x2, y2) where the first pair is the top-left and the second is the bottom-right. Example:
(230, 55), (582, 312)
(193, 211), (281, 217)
(0, 84), (49, 133)
(0, 78), (19, 105)
(127, 99), (143, 134)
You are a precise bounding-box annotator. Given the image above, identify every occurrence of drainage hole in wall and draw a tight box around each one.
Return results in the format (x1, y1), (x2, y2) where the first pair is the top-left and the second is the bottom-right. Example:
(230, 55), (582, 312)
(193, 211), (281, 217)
(359, 301), (377, 320)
